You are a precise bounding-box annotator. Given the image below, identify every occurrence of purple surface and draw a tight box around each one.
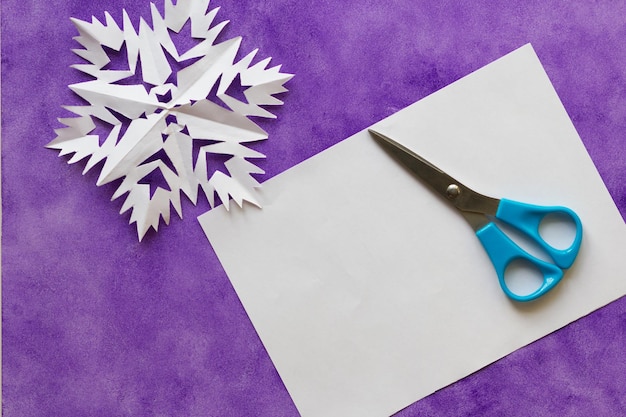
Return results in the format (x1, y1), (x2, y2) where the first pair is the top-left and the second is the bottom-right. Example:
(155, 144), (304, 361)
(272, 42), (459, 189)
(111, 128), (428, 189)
(2, 1), (625, 416)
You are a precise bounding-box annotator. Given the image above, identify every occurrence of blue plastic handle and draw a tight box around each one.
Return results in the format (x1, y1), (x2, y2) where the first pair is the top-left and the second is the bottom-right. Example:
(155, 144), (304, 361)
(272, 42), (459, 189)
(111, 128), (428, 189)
(495, 199), (583, 269)
(476, 222), (564, 302)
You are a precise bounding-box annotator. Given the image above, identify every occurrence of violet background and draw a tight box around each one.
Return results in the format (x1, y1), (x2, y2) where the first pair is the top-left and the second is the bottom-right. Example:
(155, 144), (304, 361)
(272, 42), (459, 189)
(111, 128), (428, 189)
(2, 0), (626, 416)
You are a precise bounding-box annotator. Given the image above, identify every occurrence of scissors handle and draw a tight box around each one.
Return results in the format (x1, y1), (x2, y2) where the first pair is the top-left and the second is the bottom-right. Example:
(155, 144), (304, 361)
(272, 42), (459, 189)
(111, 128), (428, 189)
(495, 199), (583, 269)
(476, 222), (564, 302)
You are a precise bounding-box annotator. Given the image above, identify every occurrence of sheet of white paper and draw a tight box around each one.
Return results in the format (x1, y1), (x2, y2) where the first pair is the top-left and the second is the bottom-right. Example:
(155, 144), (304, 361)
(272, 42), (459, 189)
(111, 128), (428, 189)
(48, 0), (292, 240)
(199, 44), (626, 417)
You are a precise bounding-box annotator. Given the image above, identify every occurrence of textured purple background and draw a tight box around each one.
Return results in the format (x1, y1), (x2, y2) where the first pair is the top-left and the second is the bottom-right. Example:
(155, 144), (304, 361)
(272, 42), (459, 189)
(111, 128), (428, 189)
(2, 1), (626, 416)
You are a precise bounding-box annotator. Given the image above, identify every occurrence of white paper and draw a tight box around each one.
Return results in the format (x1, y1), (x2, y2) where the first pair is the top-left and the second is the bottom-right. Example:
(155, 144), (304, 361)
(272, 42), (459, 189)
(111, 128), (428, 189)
(48, 0), (293, 240)
(199, 44), (626, 417)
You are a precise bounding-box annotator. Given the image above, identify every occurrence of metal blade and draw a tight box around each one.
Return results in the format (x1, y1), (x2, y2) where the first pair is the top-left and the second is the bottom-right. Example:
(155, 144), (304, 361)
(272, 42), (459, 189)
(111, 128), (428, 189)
(369, 129), (500, 220)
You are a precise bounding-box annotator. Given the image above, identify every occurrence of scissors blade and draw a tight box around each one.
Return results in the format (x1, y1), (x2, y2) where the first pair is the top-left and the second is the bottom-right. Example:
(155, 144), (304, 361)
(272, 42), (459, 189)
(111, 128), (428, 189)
(369, 129), (500, 222)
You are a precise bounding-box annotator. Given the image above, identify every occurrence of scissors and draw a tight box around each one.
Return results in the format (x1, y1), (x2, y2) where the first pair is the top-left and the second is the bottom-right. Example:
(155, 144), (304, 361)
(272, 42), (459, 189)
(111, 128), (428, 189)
(369, 129), (583, 302)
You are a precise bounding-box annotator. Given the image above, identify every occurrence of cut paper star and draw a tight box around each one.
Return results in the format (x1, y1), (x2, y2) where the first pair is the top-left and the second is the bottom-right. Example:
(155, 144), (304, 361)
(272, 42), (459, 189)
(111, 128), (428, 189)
(48, 0), (293, 240)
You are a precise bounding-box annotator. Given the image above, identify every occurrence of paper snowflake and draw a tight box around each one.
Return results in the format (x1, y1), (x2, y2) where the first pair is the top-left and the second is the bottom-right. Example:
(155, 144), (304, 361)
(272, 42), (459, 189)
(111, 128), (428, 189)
(48, 0), (292, 240)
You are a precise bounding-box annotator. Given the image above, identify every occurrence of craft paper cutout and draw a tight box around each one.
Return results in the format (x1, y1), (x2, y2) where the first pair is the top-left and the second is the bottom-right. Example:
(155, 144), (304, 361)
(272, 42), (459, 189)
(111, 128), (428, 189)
(48, 0), (293, 240)
(199, 45), (626, 417)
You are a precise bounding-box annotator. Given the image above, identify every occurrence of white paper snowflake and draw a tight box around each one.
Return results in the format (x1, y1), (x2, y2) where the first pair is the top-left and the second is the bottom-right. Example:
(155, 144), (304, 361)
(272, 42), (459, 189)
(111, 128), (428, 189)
(48, 0), (292, 240)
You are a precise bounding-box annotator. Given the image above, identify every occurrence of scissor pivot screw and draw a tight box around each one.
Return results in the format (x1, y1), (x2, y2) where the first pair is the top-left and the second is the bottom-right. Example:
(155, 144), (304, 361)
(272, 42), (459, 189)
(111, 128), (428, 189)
(446, 184), (461, 199)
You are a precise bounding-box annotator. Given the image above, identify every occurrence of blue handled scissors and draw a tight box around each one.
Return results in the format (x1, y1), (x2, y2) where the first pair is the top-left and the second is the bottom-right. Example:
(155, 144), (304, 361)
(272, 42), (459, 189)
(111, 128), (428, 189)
(369, 129), (583, 302)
